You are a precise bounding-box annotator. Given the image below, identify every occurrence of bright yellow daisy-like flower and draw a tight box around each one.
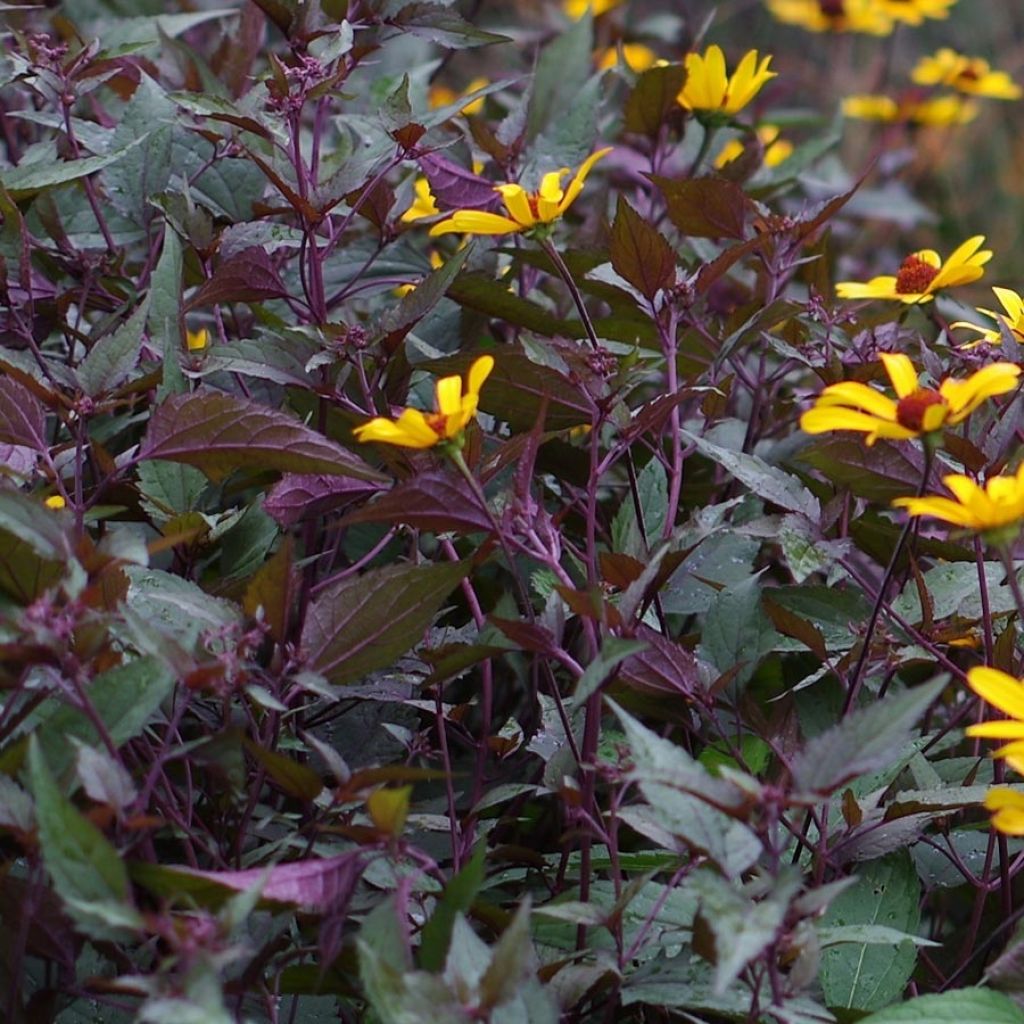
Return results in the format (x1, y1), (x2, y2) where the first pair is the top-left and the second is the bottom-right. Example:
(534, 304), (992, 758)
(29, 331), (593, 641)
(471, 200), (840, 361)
(353, 355), (494, 449)
(874, 0), (957, 24)
(966, 667), (1024, 774)
(677, 45), (776, 117)
(982, 789), (1024, 835)
(428, 148), (612, 238)
(836, 236), (991, 304)
(893, 465), (1024, 538)
(765, 0), (893, 35)
(427, 77), (489, 116)
(800, 352), (1020, 446)
(596, 43), (661, 73)
(951, 287), (1024, 350)
(186, 328), (209, 351)
(842, 92), (978, 126)
(714, 125), (793, 170)
(912, 49), (1021, 100)
(564, 0), (621, 19)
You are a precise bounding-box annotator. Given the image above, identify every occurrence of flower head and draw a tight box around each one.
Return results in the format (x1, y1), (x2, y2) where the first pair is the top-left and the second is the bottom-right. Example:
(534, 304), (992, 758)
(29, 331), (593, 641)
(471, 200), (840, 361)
(874, 0), (958, 24)
(893, 465), (1024, 539)
(983, 788), (1024, 835)
(564, 0), (621, 19)
(596, 43), (660, 73)
(187, 328), (209, 352)
(714, 125), (792, 170)
(966, 667), (1024, 774)
(353, 355), (494, 449)
(428, 148), (612, 238)
(800, 352), (1020, 446)
(44, 495), (66, 510)
(952, 288), (1024, 349)
(678, 45), (776, 117)
(765, 0), (893, 35)
(836, 236), (991, 304)
(912, 49), (1021, 100)
(842, 92), (978, 126)
(428, 77), (489, 116)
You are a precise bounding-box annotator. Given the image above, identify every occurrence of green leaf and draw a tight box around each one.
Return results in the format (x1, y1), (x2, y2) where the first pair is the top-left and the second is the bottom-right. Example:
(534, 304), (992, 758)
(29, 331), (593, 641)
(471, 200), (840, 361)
(856, 990), (1024, 1024)
(611, 457), (668, 557)
(149, 228), (185, 399)
(302, 560), (472, 684)
(141, 391), (387, 482)
(683, 430), (819, 519)
(78, 298), (151, 398)
(27, 738), (141, 940)
(137, 459), (207, 521)
(791, 679), (946, 796)
(419, 843), (487, 971)
(609, 195), (676, 301)
(820, 852), (921, 1013)
(698, 573), (779, 680)
(392, 3), (510, 48)
(527, 10), (593, 140)
(0, 489), (70, 561)
(0, 135), (152, 197)
(894, 561), (1019, 622)
(446, 271), (583, 339)
(571, 636), (647, 708)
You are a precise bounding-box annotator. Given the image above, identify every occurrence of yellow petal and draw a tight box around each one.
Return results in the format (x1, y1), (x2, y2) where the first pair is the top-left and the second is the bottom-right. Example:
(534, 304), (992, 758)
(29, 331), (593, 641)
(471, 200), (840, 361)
(941, 363), (1020, 420)
(367, 785), (412, 835)
(187, 328), (209, 351)
(967, 666), (1024, 721)
(44, 495), (66, 510)
(966, 721), (1024, 739)
(560, 146), (613, 215)
(985, 788), (1024, 835)
(994, 287), (1024, 322)
(467, 354), (494, 398)
(891, 496), (976, 527)
(435, 373), (464, 417)
(815, 381), (899, 420)
(879, 353), (919, 399)
(800, 407), (889, 436)
(429, 211), (523, 237)
(496, 184), (536, 228)
(836, 276), (899, 300)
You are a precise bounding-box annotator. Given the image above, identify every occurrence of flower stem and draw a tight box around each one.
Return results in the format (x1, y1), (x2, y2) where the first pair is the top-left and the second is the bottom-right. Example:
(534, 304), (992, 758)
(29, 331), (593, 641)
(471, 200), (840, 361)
(843, 443), (934, 714)
(539, 239), (600, 350)
(689, 124), (718, 177)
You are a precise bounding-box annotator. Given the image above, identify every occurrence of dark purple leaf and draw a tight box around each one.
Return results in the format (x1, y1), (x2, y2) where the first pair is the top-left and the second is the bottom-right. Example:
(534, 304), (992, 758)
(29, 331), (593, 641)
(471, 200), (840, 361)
(418, 153), (500, 212)
(649, 175), (749, 240)
(617, 625), (702, 698)
(0, 377), (47, 451)
(610, 195), (676, 301)
(186, 246), (288, 309)
(340, 470), (493, 534)
(624, 64), (687, 138)
(142, 391), (387, 483)
(264, 473), (385, 527)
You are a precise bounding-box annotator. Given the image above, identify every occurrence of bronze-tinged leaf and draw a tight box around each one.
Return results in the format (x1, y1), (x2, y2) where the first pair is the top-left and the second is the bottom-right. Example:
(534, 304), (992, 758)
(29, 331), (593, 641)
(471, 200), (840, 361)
(488, 616), (557, 654)
(649, 175), (749, 240)
(141, 392), (387, 483)
(186, 247), (288, 309)
(248, 0), (298, 36)
(0, 377), (46, 451)
(243, 537), (295, 642)
(624, 63), (687, 137)
(762, 597), (827, 661)
(264, 473), (384, 527)
(610, 196), (676, 301)
(302, 560), (471, 684)
(617, 625), (702, 698)
(341, 470), (493, 535)
(243, 738), (323, 802)
(798, 438), (927, 504)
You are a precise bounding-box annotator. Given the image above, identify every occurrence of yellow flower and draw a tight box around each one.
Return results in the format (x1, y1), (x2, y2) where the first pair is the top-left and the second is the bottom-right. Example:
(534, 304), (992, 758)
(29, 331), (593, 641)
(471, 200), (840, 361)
(564, 0), (621, 19)
(394, 250), (445, 297)
(765, 0), (893, 35)
(912, 49), (1021, 100)
(428, 148), (612, 238)
(966, 667), (1024, 774)
(596, 43), (660, 73)
(44, 495), (66, 510)
(951, 288), (1024, 349)
(353, 355), (494, 448)
(983, 788), (1024, 835)
(842, 92), (978, 125)
(893, 465), (1024, 536)
(427, 76), (489, 116)
(678, 45), (776, 117)
(874, 0), (958, 24)
(367, 785), (412, 836)
(714, 125), (793, 169)
(186, 328), (209, 351)
(800, 352), (1021, 446)
(401, 177), (440, 224)
(836, 236), (991, 304)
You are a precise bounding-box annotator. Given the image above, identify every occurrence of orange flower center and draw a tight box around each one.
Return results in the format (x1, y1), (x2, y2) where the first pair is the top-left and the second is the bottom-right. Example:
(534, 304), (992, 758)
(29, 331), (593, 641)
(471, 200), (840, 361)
(818, 0), (846, 15)
(424, 412), (449, 436)
(895, 389), (947, 431)
(895, 255), (940, 295)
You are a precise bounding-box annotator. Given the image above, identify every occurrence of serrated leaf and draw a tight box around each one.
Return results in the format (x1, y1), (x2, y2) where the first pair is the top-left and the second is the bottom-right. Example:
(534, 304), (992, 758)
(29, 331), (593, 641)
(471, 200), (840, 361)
(624, 64), (687, 137)
(0, 376), (47, 451)
(698, 573), (778, 680)
(141, 391), (386, 482)
(392, 3), (509, 48)
(856, 990), (1024, 1024)
(187, 246), (288, 309)
(302, 560), (471, 684)
(243, 739), (324, 802)
(149, 228), (185, 399)
(650, 175), (749, 240)
(27, 738), (141, 940)
(79, 298), (151, 398)
(0, 135), (151, 197)
(820, 852), (921, 1013)
(527, 11), (593, 140)
(610, 196), (675, 301)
